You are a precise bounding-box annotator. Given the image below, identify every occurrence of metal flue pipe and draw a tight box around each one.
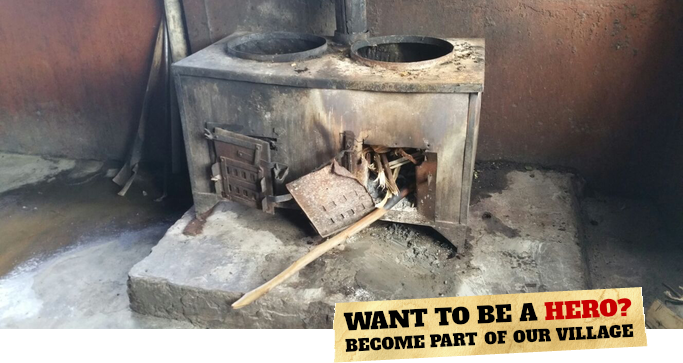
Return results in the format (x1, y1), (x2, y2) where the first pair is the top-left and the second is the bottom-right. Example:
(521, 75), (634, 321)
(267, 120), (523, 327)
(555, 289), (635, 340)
(334, 0), (368, 44)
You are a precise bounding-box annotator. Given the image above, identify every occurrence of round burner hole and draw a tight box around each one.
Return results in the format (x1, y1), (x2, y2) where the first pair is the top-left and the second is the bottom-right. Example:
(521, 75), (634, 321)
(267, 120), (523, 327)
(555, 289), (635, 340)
(225, 32), (328, 63)
(351, 35), (454, 70)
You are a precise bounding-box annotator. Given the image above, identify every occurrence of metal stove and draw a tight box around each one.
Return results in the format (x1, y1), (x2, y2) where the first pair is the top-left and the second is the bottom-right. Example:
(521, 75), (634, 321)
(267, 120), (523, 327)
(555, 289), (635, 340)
(173, 0), (484, 248)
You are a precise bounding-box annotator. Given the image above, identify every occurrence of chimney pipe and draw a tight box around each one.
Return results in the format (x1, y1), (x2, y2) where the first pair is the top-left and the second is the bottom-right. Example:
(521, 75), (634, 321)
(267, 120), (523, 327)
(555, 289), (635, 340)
(334, 0), (368, 45)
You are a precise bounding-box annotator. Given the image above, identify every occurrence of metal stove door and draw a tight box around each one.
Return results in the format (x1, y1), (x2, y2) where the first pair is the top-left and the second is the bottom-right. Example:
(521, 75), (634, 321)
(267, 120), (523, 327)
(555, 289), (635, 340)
(211, 128), (274, 213)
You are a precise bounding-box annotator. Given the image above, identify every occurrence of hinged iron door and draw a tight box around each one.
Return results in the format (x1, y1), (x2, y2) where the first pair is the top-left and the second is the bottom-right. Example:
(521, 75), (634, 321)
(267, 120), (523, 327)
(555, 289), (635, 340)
(209, 128), (275, 213)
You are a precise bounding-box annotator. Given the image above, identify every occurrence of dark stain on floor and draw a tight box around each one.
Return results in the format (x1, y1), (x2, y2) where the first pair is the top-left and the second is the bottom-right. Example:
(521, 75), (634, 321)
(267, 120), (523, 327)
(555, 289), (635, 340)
(470, 161), (518, 204)
(471, 160), (581, 205)
(481, 211), (521, 238)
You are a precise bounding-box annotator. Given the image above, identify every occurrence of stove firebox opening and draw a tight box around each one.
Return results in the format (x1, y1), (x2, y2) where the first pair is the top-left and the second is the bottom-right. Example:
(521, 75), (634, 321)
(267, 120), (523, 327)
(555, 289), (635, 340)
(352, 144), (427, 217)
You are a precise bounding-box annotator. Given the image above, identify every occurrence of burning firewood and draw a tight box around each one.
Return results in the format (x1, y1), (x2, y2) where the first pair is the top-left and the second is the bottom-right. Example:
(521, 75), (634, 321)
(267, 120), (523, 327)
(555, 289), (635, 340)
(396, 148), (418, 164)
(370, 145), (391, 154)
(361, 145), (424, 201)
(380, 153), (400, 195)
(354, 154), (370, 187)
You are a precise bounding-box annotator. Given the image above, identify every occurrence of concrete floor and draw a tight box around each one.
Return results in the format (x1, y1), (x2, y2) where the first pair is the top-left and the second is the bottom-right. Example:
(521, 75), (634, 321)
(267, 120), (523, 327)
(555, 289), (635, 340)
(0, 225), (193, 328)
(0, 154), (681, 328)
(127, 164), (588, 328)
(0, 153), (192, 328)
(580, 194), (683, 312)
(464, 167), (587, 295)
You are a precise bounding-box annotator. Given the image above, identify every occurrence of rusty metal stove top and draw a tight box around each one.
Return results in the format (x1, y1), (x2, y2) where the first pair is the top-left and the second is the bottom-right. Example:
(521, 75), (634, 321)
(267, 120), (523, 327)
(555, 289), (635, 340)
(173, 33), (484, 94)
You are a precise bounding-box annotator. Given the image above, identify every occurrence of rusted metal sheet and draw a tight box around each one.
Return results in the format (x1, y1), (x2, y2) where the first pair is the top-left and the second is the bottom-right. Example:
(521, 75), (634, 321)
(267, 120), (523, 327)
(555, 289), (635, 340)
(287, 161), (375, 237)
(0, 0), (163, 160)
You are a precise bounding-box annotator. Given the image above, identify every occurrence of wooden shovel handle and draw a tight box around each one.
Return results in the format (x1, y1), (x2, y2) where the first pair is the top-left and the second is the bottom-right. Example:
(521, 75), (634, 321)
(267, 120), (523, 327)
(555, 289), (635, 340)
(231, 187), (411, 309)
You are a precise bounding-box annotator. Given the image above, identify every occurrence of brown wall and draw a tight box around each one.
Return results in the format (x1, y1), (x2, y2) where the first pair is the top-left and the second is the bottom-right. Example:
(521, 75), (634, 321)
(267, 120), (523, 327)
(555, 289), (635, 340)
(0, 0), (163, 160)
(183, 0), (683, 194)
(654, 103), (683, 236)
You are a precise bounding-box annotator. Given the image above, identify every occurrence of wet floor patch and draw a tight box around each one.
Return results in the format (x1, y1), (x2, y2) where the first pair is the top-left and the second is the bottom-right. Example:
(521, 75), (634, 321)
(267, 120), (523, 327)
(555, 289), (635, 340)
(0, 224), (193, 328)
(0, 153), (192, 327)
(0, 164), (190, 277)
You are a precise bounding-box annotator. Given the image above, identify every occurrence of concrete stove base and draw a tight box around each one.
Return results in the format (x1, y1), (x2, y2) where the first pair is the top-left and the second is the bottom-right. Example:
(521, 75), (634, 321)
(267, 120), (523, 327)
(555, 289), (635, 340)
(128, 167), (588, 328)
